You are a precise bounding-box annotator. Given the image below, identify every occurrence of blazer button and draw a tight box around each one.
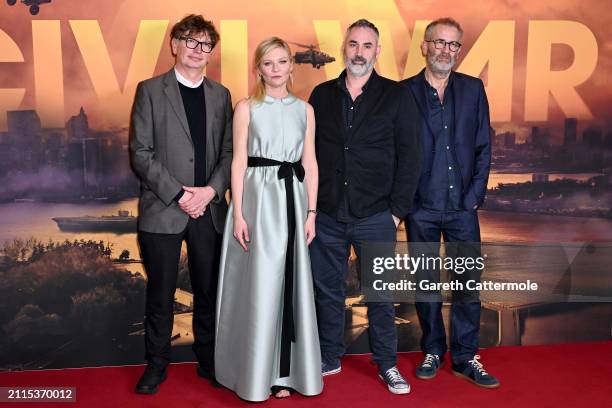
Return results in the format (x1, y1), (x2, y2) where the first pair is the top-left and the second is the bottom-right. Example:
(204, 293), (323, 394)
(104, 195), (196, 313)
(189, 158), (194, 162)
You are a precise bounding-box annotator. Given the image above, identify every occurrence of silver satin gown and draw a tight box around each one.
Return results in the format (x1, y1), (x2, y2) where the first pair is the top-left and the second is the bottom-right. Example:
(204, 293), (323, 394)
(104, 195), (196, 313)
(215, 94), (323, 401)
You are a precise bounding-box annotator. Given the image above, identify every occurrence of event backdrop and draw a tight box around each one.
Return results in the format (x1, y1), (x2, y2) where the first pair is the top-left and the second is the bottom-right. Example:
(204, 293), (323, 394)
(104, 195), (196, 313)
(0, 0), (610, 371)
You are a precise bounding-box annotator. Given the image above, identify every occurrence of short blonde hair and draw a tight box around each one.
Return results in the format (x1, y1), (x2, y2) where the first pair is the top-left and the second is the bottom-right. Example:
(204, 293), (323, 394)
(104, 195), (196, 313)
(251, 37), (293, 103)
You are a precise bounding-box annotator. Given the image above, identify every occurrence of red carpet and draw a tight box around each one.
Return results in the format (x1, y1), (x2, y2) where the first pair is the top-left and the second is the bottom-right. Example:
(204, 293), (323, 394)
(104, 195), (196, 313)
(1, 341), (610, 407)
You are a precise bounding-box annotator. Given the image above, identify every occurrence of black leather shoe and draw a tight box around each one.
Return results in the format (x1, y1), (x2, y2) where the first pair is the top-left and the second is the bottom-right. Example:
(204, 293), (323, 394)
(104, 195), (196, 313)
(135, 364), (167, 394)
(197, 366), (221, 388)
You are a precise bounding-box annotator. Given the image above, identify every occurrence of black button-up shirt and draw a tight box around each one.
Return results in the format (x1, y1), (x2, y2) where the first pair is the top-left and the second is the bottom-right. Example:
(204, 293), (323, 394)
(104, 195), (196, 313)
(309, 69), (422, 220)
(336, 71), (372, 222)
(422, 75), (462, 211)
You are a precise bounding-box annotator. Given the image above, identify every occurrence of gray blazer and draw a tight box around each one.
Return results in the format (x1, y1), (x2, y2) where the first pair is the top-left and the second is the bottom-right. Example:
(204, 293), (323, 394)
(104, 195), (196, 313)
(129, 69), (233, 234)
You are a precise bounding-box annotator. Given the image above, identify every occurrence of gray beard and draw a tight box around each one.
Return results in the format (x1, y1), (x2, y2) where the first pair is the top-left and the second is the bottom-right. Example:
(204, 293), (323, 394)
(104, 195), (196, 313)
(428, 56), (455, 76)
(430, 64), (452, 76)
(345, 56), (376, 77)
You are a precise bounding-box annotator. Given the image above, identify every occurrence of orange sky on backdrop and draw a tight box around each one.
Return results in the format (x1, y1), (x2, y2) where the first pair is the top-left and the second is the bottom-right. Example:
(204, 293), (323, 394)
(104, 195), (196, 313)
(0, 0), (610, 138)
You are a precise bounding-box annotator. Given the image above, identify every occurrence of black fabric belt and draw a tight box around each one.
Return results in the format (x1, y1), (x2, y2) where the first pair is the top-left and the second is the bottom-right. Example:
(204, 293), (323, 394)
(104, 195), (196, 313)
(247, 156), (305, 378)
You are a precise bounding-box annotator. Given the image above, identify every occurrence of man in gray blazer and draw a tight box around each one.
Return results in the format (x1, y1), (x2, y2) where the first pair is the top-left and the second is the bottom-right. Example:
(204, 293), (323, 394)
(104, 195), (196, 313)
(129, 14), (232, 394)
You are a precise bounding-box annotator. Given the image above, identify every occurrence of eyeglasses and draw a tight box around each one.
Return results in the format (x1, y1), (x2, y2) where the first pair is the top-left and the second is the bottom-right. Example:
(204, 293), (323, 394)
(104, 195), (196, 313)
(425, 39), (462, 52)
(180, 37), (213, 53)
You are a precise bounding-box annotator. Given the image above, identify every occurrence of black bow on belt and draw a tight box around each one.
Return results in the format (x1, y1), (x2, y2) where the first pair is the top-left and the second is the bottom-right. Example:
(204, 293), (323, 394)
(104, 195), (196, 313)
(247, 156), (304, 378)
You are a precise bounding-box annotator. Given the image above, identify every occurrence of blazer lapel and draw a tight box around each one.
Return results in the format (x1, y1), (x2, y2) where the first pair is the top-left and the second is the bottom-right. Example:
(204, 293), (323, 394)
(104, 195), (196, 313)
(451, 73), (464, 142)
(203, 78), (217, 179)
(163, 69), (192, 145)
(408, 69), (435, 138)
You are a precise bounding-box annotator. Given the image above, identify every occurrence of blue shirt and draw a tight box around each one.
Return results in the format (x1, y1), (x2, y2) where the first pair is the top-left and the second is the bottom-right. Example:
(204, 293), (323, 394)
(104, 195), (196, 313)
(421, 75), (462, 211)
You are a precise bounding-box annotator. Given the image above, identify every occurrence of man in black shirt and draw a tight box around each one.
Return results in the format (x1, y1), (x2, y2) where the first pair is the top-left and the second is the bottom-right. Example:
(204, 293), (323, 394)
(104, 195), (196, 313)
(129, 14), (233, 394)
(309, 19), (421, 395)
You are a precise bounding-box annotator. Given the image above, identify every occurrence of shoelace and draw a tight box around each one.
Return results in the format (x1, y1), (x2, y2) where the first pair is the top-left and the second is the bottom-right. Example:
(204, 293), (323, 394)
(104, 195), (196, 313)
(422, 354), (438, 368)
(386, 367), (405, 384)
(467, 355), (489, 376)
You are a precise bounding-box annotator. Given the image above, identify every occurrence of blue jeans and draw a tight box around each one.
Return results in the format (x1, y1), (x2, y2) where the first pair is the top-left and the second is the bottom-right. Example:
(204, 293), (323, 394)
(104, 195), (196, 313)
(407, 207), (482, 364)
(309, 210), (398, 373)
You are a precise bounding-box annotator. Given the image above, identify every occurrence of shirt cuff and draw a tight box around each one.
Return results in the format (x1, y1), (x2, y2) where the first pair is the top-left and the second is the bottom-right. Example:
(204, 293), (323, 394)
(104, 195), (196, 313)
(173, 189), (185, 203)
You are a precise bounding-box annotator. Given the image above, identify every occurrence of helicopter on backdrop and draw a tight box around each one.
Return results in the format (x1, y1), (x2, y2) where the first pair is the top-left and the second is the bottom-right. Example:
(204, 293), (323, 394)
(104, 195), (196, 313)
(6, 0), (51, 16)
(289, 42), (336, 69)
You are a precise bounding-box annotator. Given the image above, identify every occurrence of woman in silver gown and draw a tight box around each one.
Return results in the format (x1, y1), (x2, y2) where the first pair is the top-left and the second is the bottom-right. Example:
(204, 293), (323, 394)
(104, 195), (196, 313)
(215, 37), (323, 401)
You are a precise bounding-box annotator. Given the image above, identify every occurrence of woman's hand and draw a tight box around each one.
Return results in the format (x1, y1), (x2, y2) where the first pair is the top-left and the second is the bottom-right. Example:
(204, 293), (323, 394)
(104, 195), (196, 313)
(305, 213), (316, 245)
(233, 215), (250, 251)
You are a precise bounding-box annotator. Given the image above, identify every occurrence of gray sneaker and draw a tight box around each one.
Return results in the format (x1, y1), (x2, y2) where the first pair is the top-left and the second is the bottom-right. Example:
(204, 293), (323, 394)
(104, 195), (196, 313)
(378, 366), (410, 395)
(416, 353), (443, 379)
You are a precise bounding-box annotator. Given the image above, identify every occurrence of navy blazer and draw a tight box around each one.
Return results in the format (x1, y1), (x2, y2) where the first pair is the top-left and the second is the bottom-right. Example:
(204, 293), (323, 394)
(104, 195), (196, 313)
(401, 70), (492, 211)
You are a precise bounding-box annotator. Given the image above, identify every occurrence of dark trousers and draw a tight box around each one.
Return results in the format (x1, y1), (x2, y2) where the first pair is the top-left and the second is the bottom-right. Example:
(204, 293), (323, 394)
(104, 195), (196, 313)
(138, 211), (221, 370)
(407, 207), (481, 364)
(310, 210), (398, 373)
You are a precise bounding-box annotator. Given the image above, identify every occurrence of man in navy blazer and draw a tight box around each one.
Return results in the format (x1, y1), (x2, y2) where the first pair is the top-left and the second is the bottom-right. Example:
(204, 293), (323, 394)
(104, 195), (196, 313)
(402, 17), (499, 388)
